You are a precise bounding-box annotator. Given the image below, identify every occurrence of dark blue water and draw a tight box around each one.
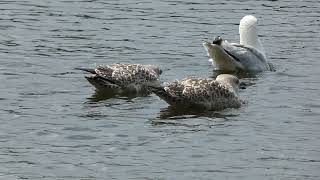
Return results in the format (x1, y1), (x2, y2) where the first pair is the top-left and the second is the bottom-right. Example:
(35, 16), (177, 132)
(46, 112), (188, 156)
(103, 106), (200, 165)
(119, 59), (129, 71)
(1, 0), (320, 179)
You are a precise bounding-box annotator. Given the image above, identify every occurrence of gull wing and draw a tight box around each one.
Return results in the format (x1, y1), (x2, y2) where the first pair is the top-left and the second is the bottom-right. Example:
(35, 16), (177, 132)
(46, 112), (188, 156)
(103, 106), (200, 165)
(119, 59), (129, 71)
(152, 78), (234, 107)
(223, 42), (269, 71)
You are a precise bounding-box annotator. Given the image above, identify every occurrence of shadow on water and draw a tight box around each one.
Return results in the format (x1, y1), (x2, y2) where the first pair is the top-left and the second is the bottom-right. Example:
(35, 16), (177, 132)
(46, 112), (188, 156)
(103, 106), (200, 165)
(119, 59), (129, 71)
(86, 89), (151, 102)
(149, 106), (240, 129)
(158, 105), (239, 120)
(211, 62), (276, 79)
(211, 69), (265, 89)
(211, 69), (259, 79)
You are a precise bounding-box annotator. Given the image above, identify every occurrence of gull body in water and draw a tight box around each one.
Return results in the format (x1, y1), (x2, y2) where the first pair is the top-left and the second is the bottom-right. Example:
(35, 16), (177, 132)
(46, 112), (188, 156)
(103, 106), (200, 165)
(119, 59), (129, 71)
(150, 74), (243, 110)
(76, 63), (162, 93)
(203, 15), (271, 72)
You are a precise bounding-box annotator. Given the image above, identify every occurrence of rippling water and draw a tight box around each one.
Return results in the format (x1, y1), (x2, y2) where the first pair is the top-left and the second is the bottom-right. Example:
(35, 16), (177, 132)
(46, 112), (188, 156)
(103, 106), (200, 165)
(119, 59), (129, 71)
(1, 0), (320, 179)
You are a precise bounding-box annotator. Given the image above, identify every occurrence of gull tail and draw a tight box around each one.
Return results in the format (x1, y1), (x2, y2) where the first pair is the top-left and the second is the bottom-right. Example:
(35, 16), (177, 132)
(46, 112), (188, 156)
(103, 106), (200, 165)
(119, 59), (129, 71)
(75, 67), (121, 91)
(148, 86), (183, 105)
(74, 67), (96, 74)
(85, 76), (121, 90)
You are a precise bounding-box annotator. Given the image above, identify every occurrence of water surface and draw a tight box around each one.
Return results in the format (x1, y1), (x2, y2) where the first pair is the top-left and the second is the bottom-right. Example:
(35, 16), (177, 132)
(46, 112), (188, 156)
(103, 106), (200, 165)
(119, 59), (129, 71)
(1, 0), (320, 179)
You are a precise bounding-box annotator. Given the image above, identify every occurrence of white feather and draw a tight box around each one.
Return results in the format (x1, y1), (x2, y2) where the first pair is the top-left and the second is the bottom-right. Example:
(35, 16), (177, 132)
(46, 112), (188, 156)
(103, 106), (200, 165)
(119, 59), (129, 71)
(203, 15), (271, 72)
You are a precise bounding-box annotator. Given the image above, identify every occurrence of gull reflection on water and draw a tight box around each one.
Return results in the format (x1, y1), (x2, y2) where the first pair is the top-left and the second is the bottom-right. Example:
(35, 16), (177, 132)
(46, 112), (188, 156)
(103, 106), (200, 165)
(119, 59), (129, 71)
(86, 89), (151, 102)
(158, 105), (239, 120)
(149, 105), (241, 130)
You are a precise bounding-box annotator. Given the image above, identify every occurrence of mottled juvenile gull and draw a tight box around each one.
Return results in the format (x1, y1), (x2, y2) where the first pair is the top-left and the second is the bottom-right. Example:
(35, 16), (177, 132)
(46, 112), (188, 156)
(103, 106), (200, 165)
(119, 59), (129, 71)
(150, 74), (243, 110)
(76, 63), (162, 93)
(203, 15), (271, 72)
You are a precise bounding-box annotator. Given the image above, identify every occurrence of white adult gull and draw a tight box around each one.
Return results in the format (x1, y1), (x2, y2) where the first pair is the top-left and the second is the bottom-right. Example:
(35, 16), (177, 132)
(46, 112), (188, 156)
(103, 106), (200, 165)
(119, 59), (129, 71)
(203, 15), (271, 72)
(150, 74), (243, 110)
(76, 63), (162, 93)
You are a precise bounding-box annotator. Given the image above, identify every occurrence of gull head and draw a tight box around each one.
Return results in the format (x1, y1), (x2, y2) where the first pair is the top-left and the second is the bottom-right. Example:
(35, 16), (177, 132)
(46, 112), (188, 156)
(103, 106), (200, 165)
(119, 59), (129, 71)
(239, 15), (265, 53)
(216, 74), (240, 95)
(239, 15), (258, 33)
(145, 65), (163, 75)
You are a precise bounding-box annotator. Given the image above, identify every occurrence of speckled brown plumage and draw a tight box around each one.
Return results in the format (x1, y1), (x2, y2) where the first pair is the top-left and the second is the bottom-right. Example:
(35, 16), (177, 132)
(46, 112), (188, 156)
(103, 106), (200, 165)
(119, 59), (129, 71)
(78, 63), (162, 92)
(151, 75), (243, 110)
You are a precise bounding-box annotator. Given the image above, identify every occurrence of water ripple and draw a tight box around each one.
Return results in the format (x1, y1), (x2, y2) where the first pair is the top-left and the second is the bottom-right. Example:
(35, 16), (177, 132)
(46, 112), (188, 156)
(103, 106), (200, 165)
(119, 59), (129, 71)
(0, 0), (319, 179)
